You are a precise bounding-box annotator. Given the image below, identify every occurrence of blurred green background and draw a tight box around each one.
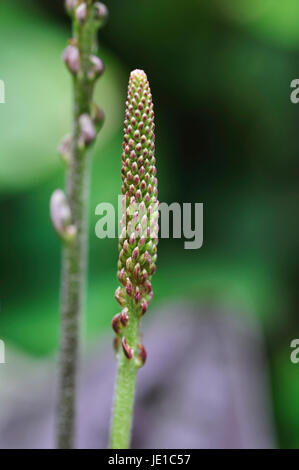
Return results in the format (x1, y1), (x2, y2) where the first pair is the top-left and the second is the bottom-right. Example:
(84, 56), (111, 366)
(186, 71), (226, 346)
(1, 0), (299, 448)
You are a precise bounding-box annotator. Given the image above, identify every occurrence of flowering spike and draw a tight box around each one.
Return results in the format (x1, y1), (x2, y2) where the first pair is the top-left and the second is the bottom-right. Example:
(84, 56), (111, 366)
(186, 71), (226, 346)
(111, 70), (158, 450)
(114, 70), (158, 365)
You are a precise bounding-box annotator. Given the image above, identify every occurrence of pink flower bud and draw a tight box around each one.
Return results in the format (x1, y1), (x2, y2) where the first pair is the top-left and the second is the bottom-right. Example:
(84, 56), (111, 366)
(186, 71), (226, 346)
(115, 287), (125, 306)
(141, 269), (148, 283)
(132, 247), (139, 260)
(126, 278), (133, 296)
(75, 3), (87, 24)
(79, 113), (96, 144)
(112, 314), (121, 334)
(62, 44), (80, 74)
(141, 214), (148, 227)
(126, 257), (133, 273)
(141, 300), (148, 315)
(129, 233), (135, 245)
(118, 268), (126, 285)
(50, 189), (76, 242)
(138, 343), (147, 366)
(120, 308), (129, 326)
(122, 337), (133, 359)
(65, 0), (77, 15)
(122, 239), (129, 253)
(134, 263), (141, 280)
(89, 55), (105, 80)
(145, 280), (153, 294)
(94, 2), (109, 25)
(135, 289), (141, 304)
(150, 264), (157, 275)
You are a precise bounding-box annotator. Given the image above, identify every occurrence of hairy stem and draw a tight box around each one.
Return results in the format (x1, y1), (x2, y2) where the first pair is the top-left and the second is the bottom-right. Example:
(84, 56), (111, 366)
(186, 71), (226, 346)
(56, 3), (99, 449)
(110, 298), (140, 449)
(56, 155), (89, 449)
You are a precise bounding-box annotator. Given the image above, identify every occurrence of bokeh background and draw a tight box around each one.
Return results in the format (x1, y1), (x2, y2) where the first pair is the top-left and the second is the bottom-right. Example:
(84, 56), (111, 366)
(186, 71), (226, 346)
(1, 0), (299, 448)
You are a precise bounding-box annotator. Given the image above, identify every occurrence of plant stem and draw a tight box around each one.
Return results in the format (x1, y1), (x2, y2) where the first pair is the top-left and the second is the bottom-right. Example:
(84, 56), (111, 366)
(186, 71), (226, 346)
(56, 3), (98, 449)
(110, 298), (140, 449)
(56, 153), (89, 449)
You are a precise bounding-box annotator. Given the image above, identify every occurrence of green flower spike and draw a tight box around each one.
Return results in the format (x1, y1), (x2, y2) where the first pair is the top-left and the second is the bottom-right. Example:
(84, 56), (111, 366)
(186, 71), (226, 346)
(110, 69), (159, 449)
(115, 69), (158, 363)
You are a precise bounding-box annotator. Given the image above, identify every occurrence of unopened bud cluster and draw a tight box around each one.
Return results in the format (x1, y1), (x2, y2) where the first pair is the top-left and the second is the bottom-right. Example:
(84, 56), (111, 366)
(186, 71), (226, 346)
(113, 70), (159, 366)
(61, 1), (106, 150)
(51, 1), (107, 241)
(66, 0), (108, 25)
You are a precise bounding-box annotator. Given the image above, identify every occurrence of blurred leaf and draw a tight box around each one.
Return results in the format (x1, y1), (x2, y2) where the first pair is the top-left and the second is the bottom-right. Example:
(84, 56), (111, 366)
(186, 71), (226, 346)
(1, 250), (280, 355)
(0, 1), (124, 192)
(217, 0), (299, 48)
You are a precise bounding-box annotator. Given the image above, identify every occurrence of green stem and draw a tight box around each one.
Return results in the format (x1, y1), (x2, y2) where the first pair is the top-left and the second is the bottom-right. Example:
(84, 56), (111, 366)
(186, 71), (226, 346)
(110, 298), (140, 449)
(56, 4), (97, 450)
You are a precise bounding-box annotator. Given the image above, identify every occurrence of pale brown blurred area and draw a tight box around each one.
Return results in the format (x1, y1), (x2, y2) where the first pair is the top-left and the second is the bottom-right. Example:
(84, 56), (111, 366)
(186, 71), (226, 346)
(0, 303), (275, 449)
